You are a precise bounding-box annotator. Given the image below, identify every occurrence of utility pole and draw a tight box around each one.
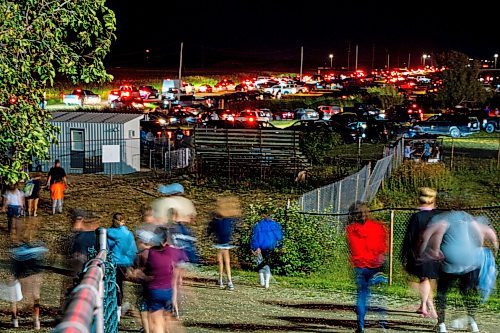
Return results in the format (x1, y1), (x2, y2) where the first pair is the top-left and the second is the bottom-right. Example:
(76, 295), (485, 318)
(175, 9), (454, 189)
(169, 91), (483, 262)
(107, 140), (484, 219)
(300, 46), (304, 80)
(387, 53), (390, 69)
(355, 44), (359, 71)
(371, 44), (375, 70)
(178, 42), (183, 101)
(408, 53), (411, 69)
(347, 42), (351, 71)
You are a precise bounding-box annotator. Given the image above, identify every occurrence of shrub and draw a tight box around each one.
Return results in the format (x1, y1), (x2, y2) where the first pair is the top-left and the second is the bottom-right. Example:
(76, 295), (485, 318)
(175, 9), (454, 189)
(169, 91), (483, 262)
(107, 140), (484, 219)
(388, 161), (452, 193)
(301, 130), (343, 165)
(236, 203), (343, 276)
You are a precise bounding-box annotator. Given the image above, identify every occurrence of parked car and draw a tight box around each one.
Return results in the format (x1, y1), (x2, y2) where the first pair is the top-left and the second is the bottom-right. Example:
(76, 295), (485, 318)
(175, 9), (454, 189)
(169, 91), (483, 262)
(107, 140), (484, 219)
(139, 85), (159, 100)
(63, 89), (101, 106)
(412, 114), (480, 138)
(234, 110), (270, 123)
(482, 117), (500, 133)
(273, 109), (294, 120)
(197, 84), (213, 93)
(317, 105), (342, 119)
(109, 96), (145, 111)
(108, 85), (140, 103)
(294, 108), (318, 120)
(214, 79), (236, 91)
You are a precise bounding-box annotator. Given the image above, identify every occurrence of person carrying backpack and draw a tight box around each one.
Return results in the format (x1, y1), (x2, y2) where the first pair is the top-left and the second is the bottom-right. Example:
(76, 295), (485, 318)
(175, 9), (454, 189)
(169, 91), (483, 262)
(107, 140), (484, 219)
(24, 173), (42, 217)
(250, 212), (284, 289)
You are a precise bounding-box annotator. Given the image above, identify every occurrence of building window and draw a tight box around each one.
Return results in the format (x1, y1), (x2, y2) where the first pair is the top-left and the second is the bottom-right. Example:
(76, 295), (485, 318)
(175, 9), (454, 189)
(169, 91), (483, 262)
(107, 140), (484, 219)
(71, 130), (85, 151)
(129, 130), (136, 138)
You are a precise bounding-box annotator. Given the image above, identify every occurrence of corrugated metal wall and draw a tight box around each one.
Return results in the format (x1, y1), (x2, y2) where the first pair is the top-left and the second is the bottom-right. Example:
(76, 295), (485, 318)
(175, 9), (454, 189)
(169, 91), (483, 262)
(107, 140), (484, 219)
(38, 120), (140, 175)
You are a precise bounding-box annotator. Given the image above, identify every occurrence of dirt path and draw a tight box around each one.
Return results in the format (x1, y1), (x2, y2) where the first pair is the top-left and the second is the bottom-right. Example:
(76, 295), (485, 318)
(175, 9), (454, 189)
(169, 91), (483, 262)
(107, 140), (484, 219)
(118, 270), (499, 333)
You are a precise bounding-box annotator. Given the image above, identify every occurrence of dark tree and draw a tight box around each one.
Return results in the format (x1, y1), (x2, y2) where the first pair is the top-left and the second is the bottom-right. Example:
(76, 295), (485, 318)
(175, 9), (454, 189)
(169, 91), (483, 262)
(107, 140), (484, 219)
(435, 51), (489, 108)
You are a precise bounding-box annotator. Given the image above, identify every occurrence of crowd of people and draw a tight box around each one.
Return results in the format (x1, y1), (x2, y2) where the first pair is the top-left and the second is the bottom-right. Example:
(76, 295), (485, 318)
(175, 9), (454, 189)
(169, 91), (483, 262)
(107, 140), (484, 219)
(1, 167), (498, 333)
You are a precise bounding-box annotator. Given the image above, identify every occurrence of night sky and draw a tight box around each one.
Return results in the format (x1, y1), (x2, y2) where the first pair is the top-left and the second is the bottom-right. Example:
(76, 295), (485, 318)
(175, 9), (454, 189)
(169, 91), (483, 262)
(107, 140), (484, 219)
(106, 0), (499, 70)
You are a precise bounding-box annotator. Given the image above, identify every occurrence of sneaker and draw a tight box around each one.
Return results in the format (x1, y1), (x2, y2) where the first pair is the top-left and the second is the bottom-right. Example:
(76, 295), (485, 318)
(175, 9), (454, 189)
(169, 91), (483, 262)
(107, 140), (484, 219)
(265, 272), (271, 289)
(227, 281), (234, 291)
(259, 272), (265, 287)
(12, 319), (19, 328)
(437, 323), (447, 333)
(469, 320), (479, 333)
(217, 280), (225, 289)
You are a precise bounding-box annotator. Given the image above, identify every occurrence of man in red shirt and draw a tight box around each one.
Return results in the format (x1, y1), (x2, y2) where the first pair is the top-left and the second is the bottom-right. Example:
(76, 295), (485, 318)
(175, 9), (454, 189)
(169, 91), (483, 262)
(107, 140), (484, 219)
(346, 202), (388, 333)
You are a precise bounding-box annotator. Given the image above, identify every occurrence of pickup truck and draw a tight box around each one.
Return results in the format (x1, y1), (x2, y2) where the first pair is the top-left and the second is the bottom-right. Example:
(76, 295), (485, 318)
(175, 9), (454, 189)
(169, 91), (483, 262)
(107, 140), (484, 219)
(482, 117), (500, 133)
(63, 89), (101, 106)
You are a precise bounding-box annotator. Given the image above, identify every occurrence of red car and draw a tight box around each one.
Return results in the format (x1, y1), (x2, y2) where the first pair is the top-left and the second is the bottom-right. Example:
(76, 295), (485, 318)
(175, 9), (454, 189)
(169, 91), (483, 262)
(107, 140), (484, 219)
(215, 79), (236, 91)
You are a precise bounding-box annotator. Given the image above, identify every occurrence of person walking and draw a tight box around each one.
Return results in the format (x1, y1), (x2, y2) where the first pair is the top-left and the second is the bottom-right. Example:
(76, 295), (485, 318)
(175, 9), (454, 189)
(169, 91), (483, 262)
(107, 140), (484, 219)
(25, 173), (42, 217)
(420, 211), (499, 333)
(2, 184), (25, 233)
(50, 179), (65, 215)
(346, 202), (388, 333)
(46, 159), (67, 187)
(144, 228), (187, 333)
(207, 196), (241, 290)
(107, 213), (137, 320)
(250, 211), (284, 289)
(10, 223), (48, 330)
(401, 187), (441, 318)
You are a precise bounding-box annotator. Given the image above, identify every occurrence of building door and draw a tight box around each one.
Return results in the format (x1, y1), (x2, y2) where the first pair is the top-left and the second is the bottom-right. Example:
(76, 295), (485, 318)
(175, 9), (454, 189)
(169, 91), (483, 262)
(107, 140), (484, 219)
(70, 129), (85, 168)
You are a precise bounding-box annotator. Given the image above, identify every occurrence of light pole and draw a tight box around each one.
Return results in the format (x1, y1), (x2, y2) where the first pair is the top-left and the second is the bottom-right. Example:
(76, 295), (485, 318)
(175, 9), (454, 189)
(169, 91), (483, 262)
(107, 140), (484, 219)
(495, 54), (498, 69)
(329, 54), (333, 68)
(422, 54), (428, 67)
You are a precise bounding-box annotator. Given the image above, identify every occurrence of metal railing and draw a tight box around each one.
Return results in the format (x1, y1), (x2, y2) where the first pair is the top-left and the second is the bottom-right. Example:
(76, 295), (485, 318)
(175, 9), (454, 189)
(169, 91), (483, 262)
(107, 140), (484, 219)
(54, 228), (118, 333)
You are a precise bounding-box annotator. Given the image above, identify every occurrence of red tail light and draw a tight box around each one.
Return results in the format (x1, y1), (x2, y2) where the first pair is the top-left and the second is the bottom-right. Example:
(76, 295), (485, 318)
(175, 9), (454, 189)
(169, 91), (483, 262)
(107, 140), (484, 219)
(122, 91), (130, 97)
(249, 117), (255, 122)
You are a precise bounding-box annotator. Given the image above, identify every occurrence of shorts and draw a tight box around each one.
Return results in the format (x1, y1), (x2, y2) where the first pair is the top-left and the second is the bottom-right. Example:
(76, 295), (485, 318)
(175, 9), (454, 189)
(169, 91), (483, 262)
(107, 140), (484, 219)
(213, 244), (237, 250)
(146, 288), (173, 312)
(7, 205), (23, 219)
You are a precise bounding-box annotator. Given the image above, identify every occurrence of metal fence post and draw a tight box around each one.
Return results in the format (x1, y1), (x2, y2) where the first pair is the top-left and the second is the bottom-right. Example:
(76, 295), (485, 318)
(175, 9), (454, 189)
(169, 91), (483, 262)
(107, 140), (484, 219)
(337, 180), (342, 214)
(149, 149), (153, 170)
(389, 209), (394, 286)
(316, 188), (321, 213)
(95, 228), (107, 333)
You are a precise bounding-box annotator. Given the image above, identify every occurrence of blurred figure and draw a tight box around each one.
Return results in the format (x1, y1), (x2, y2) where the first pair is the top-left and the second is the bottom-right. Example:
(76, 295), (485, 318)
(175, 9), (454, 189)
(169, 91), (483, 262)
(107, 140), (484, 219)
(107, 213), (137, 320)
(70, 209), (100, 274)
(50, 179), (65, 215)
(420, 211), (499, 333)
(207, 196), (241, 290)
(346, 202), (388, 333)
(10, 218), (48, 329)
(250, 210), (284, 289)
(144, 227), (187, 333)
(24, 173), (42, 217)
(401, 187), (440, 318)
(152, 183), (198, 264)
(2, 183), (25, 233)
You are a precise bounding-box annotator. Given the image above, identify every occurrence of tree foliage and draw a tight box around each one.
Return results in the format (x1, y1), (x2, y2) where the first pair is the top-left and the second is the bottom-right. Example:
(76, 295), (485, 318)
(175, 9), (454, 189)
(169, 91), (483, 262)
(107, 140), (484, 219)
(366, 85), (404, 110)
(0, 0), (116, 184)
(435, 51), (489, 107)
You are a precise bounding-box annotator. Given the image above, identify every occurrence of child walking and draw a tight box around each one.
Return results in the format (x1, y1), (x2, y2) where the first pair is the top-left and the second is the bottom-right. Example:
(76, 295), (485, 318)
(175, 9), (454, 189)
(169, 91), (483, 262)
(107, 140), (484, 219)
(250, 211), (284, 289)
(50, 179), (65, 215)
(207, 196), (241, 290)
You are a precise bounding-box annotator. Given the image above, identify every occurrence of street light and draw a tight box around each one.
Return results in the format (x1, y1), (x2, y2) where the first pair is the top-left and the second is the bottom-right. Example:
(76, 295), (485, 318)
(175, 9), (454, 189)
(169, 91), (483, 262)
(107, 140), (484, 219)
(329, 54), (333, 68)
(422, 54), (428, 67)
(495, 54), (498, 69)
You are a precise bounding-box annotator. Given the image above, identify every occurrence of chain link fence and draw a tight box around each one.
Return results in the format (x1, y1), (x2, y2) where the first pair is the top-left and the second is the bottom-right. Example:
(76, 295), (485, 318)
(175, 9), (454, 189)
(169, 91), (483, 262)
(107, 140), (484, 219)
(299, 139), (404, 213)
(296, 206), (499, 298)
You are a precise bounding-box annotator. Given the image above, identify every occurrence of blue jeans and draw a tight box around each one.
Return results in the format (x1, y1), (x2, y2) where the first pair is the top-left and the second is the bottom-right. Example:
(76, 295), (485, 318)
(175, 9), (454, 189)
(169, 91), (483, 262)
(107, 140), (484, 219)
(354, 267), (386, 329)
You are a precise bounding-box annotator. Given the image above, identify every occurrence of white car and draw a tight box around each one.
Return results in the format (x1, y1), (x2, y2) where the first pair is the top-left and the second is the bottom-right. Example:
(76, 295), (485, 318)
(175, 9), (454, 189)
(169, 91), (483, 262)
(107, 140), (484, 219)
(63, 89), (101, 106)
(235, 110), (270, 123)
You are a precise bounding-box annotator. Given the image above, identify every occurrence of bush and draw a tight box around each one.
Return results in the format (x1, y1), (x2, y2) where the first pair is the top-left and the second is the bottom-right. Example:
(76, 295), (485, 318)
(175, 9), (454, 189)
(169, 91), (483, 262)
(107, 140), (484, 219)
(236, 203), (342, 276)
(301, 130), (343, 165)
